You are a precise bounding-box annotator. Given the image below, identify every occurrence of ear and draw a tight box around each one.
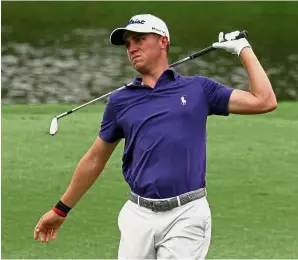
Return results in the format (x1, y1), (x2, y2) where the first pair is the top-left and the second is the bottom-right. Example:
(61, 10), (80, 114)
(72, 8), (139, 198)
(160, 36), (169, 50)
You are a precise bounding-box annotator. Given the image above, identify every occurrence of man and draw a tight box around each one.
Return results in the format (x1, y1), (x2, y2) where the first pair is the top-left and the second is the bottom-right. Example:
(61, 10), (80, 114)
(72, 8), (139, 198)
(34, 14), (277, 259)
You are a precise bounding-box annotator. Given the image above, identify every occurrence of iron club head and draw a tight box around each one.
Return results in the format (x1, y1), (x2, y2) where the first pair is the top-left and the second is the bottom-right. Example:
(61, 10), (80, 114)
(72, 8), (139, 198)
(49, 117), (58, 135)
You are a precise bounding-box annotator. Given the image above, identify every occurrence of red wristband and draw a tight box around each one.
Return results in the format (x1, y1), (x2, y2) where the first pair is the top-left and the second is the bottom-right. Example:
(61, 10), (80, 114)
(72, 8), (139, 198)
(52, 207), (67, 217)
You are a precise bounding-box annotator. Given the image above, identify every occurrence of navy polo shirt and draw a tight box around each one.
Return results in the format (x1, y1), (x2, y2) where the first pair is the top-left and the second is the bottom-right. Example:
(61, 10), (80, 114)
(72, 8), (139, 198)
(99, 68), (233, 199)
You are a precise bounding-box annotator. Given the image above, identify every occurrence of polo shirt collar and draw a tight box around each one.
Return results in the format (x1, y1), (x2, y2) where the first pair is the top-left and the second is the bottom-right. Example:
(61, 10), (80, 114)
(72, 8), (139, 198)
(129, 67), (179, 88)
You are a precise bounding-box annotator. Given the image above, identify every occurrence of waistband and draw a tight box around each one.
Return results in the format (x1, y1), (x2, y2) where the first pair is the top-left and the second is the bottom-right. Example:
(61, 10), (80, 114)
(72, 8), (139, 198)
(129, 188), (206, 212)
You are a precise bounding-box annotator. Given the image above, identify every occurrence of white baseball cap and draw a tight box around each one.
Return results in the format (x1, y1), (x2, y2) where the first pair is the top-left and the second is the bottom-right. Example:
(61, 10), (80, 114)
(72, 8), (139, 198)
(110, 14), (170, 45)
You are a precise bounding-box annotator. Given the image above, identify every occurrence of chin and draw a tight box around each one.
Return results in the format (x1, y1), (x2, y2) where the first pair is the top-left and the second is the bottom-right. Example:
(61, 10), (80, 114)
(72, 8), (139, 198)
(133, 63), (147, 74)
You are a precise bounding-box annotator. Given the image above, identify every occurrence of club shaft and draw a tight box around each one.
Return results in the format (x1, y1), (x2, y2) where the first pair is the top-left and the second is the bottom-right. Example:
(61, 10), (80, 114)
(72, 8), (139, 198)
(56, 86), (125, 119)
(55, 46), (215, 119)
(170, 46), (215, 67)
(54, 30), (248, 119)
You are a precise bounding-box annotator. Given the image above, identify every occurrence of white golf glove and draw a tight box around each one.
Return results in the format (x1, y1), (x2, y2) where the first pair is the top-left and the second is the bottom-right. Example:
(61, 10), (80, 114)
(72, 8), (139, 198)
(212, 30), (251, 56)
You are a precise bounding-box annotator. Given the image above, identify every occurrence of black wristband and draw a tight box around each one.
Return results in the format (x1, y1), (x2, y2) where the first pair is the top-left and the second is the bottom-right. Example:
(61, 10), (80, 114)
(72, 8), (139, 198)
(55, 200), (72, 214)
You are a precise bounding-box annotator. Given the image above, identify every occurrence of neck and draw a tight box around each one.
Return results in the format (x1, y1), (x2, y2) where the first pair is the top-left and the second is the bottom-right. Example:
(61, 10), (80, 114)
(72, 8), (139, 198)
(141, 61), (169, 88)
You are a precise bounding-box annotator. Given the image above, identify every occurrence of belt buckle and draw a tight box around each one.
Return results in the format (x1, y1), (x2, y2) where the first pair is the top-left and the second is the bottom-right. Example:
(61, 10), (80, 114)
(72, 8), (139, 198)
(151, 200), (170, 212)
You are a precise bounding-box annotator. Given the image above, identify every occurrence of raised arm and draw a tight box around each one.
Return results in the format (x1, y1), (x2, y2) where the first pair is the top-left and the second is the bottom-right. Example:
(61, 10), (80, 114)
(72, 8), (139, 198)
(212, 31), (277, 115)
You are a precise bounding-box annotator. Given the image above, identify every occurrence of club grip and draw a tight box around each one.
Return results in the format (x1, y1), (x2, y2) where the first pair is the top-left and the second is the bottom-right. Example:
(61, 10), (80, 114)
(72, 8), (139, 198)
(236, 30), (248, 39)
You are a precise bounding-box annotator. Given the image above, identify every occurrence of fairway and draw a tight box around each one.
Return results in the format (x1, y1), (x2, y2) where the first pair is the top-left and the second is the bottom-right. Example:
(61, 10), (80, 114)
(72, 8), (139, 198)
(2, 102), (298, 259)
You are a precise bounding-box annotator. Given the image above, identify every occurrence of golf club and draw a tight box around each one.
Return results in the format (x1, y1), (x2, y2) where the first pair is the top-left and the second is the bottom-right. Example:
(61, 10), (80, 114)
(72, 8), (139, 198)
(49, 30), (248, 135)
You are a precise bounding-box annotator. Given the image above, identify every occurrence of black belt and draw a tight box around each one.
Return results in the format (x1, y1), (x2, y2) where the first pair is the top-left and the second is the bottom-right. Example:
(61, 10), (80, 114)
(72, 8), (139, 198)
(129, 188), (206, 212)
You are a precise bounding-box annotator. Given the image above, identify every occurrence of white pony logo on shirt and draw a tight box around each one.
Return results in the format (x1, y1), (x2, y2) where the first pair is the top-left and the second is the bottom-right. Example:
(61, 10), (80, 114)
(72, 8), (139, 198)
(181, 96), (187, 106)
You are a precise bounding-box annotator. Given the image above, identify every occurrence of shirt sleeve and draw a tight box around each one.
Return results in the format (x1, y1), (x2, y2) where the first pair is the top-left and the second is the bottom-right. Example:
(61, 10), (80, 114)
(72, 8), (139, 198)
(199, 76), (234, 116)
(98, 95), (124, 143)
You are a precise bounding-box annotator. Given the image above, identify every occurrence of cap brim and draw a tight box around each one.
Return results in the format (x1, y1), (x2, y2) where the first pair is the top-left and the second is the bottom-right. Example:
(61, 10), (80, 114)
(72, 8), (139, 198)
(110, 28), (128, 45)
(110, 27), (155, 45)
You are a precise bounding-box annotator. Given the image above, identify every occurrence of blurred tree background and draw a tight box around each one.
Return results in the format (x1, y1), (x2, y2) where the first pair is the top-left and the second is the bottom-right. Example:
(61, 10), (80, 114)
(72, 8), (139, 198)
(2, 1), (298, 104)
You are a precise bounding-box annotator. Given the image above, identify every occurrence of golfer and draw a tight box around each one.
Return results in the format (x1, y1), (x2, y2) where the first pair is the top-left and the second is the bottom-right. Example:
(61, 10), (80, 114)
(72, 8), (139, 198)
(34, 14), (277, 259)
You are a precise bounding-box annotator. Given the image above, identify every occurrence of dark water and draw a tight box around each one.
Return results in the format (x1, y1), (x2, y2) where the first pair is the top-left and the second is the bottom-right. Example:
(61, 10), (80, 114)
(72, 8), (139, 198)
(2, 2), (298, 104)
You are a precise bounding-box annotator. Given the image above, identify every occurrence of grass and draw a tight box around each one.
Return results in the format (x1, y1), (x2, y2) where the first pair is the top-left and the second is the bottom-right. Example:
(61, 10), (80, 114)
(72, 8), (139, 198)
(1, 102), (298, 259)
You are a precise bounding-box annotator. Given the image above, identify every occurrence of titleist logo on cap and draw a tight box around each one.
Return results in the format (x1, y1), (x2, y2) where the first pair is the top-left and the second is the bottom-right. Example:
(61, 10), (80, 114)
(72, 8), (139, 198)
(128, 19), (146, 25)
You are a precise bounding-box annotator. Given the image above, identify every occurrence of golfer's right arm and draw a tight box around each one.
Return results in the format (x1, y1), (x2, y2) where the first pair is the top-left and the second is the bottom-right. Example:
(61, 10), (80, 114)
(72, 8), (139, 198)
(59, 137), (119, 208)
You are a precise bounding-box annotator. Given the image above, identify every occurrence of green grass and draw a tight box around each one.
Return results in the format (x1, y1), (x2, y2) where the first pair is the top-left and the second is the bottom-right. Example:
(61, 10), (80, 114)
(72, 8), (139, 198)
(2, 102), (298, 258)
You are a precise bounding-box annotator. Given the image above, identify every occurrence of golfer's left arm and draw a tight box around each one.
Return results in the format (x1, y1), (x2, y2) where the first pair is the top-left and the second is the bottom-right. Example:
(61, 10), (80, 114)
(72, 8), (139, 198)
(228, 47), (277, 114)
(212, 31), (277, 114)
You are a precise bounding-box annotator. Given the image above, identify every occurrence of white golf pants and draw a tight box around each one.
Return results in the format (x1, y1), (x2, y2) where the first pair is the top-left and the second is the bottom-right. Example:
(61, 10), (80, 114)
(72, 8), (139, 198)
(117, 193), (212, 259)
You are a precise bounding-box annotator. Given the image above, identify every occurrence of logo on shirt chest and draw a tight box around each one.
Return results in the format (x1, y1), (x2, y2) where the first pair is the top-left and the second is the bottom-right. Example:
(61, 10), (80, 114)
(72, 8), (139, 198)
(181, 96), (187, 106)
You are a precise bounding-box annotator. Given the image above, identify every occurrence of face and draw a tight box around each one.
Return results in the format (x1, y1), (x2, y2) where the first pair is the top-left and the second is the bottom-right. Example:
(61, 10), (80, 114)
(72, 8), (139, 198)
(123, 32), (168, 74)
